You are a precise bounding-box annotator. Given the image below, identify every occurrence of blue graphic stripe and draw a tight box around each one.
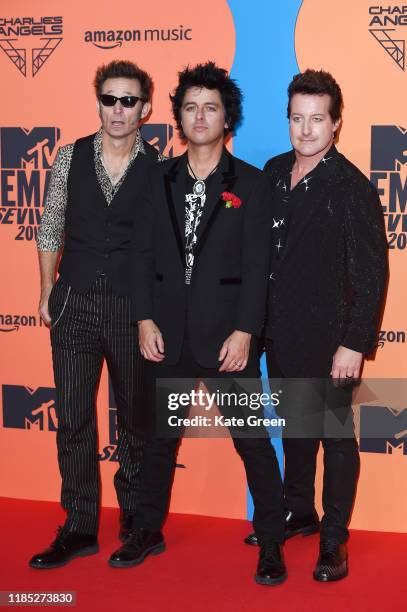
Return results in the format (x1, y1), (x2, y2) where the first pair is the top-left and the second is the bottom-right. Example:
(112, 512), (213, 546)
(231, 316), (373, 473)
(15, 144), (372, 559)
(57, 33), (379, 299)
(227, 0), (302, 520)
(228, 0), (302, 168)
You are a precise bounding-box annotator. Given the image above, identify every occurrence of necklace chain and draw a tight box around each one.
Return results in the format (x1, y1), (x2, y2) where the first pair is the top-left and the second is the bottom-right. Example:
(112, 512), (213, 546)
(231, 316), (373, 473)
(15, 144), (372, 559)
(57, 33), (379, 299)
(102, 154), (129, 185)
(187, 160), (219, 182)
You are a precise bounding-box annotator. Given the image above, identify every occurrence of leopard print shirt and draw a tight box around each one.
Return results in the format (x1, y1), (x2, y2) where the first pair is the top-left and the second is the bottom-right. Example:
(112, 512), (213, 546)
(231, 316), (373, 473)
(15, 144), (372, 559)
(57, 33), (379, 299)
(37, 129), (165, 251)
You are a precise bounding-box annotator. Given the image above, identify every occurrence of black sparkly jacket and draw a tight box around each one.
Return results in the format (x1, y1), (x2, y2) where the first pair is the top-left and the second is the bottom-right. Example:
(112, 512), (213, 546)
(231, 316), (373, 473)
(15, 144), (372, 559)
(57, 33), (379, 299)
(264, 146), (388, 377)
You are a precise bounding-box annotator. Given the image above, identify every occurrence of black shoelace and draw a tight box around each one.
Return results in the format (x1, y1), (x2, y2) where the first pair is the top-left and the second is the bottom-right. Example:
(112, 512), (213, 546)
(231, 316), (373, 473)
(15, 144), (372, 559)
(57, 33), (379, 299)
(260, 544), (281, 561)
(321, 539), (340, 554)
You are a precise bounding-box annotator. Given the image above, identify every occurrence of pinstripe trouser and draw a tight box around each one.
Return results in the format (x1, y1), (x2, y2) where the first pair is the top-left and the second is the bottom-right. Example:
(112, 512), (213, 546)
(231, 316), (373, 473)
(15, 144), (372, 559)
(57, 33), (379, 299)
(49, 276), (145, 534)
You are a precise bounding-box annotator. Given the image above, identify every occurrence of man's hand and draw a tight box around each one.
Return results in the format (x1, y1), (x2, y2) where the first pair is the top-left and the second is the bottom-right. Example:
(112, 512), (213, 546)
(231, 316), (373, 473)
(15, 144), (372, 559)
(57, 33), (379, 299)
(38, 251), (59, 327)
(331, 345), (363, 384)
(218, 330), (251, 372)
(138, 319), (165, 362)
(39, 286), (53, 326)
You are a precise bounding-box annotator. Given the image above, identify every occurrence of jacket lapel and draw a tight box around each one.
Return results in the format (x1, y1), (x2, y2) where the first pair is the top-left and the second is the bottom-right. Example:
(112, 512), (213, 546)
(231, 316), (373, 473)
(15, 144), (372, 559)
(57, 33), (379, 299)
(194, 148), (237, 259)
(163, 153), (187, 265)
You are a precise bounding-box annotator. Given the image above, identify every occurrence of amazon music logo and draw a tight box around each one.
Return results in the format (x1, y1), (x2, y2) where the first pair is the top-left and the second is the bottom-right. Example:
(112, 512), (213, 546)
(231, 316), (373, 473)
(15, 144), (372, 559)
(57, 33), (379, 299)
(377, 329), (406, 348)
(0, 16), (63, 77)
(360, 405), (407, 455)
(2, 385), (58, 431)
(84, 25), (192, 50)
(0, 127), (61, 242)
(0, 312), (45, 333)
(368, 6), (406, 70)
(370, 125), (407, 250)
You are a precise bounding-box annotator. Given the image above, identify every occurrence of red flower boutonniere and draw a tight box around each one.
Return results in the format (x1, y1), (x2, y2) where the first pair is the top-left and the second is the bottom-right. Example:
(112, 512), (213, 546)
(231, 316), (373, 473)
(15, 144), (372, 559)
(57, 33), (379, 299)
(222, 191), (242, 209)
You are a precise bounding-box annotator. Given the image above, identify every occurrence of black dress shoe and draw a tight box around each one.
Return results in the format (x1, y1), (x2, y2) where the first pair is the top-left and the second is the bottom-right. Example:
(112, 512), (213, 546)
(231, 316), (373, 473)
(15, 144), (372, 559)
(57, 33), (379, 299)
(244, 509), (319, 546)
(119, 512), (135, 542)
(313, 540), (348, 582)
(109, 528), (165, 568)
(255, 543), (287, 586)
(29, 527), (98, 569)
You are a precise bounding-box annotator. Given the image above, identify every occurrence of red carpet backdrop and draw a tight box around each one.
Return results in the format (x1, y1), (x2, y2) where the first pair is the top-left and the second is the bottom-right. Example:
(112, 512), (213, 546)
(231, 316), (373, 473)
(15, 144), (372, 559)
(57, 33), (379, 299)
(0, 0), (406, 532)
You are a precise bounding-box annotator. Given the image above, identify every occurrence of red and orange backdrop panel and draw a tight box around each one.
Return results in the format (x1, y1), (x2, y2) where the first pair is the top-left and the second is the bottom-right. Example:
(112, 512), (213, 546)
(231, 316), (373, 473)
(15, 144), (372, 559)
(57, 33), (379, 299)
(0, 0), (405, 532)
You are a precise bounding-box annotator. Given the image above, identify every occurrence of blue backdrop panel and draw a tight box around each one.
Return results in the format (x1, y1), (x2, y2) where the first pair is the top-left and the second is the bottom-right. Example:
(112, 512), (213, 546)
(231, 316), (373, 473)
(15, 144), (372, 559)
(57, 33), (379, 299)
(228, 0), (302, 520)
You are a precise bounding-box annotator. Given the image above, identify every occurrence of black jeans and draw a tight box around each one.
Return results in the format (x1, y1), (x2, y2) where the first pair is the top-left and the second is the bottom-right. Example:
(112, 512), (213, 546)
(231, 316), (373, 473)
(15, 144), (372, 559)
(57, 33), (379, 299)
(133, 336), (285, 545)
(266, 340), (360, 543)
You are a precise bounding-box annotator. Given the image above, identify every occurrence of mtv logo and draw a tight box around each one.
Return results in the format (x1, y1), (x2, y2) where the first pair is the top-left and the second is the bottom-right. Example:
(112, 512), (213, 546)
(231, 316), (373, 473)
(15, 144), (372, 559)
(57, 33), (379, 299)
(371, 125), (407, 171)
(2, 385), (58, 431)
(0, 127), (60, 170)
(140, 124), (174, 158)
(359, 405), (407, 455)
(386, 441), (404, 455)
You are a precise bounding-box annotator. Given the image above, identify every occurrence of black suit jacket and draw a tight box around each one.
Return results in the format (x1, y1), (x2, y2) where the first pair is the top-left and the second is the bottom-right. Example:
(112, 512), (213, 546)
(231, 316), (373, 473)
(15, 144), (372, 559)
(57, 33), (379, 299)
(133, 148), (272, 367)
(264, 146), (388, 377)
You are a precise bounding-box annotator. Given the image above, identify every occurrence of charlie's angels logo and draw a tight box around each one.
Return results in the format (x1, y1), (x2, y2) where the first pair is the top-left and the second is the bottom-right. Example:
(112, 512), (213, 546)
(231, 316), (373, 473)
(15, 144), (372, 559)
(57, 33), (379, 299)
(2, 385), (57, 431)
(360, 405), (407, 454)
(0, 127), (60, 241)
(0, 16), (63, 77)
(368, 5), (406, 70)
(370, 125), (407, 250)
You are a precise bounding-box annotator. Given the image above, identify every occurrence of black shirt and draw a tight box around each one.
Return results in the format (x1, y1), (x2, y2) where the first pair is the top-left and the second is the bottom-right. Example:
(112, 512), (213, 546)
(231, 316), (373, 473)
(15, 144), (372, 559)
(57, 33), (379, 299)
(269, 145), (338, 281)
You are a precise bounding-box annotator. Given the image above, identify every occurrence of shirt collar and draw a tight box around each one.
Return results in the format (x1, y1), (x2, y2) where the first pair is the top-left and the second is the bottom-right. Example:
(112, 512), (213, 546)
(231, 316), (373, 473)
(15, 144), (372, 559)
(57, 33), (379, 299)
(93, 128), (146, 162)
(287, 144), (339, 181)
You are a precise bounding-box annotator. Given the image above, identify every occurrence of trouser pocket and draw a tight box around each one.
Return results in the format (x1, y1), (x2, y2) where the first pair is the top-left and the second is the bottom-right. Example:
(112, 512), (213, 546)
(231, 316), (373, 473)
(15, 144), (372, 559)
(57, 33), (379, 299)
(49, 278), (71, 329)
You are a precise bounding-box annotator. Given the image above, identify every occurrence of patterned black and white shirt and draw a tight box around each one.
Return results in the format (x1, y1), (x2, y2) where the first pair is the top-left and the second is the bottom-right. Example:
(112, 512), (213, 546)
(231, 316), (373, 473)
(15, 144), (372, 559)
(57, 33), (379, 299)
(37, 129), (165, 251)
(185, 174), (206, 285)
(184, 172), (217, 285)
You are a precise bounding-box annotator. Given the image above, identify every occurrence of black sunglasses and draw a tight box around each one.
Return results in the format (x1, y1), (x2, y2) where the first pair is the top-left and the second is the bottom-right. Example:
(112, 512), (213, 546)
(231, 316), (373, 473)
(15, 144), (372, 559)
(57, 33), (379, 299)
(99, 94), (145, 108)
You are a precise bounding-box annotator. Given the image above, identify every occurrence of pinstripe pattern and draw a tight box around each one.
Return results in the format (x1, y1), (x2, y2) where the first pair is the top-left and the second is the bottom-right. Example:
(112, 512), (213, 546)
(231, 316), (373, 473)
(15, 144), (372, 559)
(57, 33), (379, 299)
(49, 276), (145, 534)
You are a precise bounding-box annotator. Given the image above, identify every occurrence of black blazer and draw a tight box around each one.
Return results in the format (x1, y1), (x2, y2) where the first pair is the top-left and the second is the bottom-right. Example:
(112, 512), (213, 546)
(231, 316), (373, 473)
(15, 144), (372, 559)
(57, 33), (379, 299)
(133, 148), (272, 367)
(264, 147), (388, 377)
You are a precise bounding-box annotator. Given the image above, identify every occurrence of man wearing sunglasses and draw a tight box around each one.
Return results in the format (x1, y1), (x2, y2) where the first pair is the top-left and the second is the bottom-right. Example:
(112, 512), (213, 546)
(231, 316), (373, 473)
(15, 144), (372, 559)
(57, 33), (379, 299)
(31, 60), (164, 569)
